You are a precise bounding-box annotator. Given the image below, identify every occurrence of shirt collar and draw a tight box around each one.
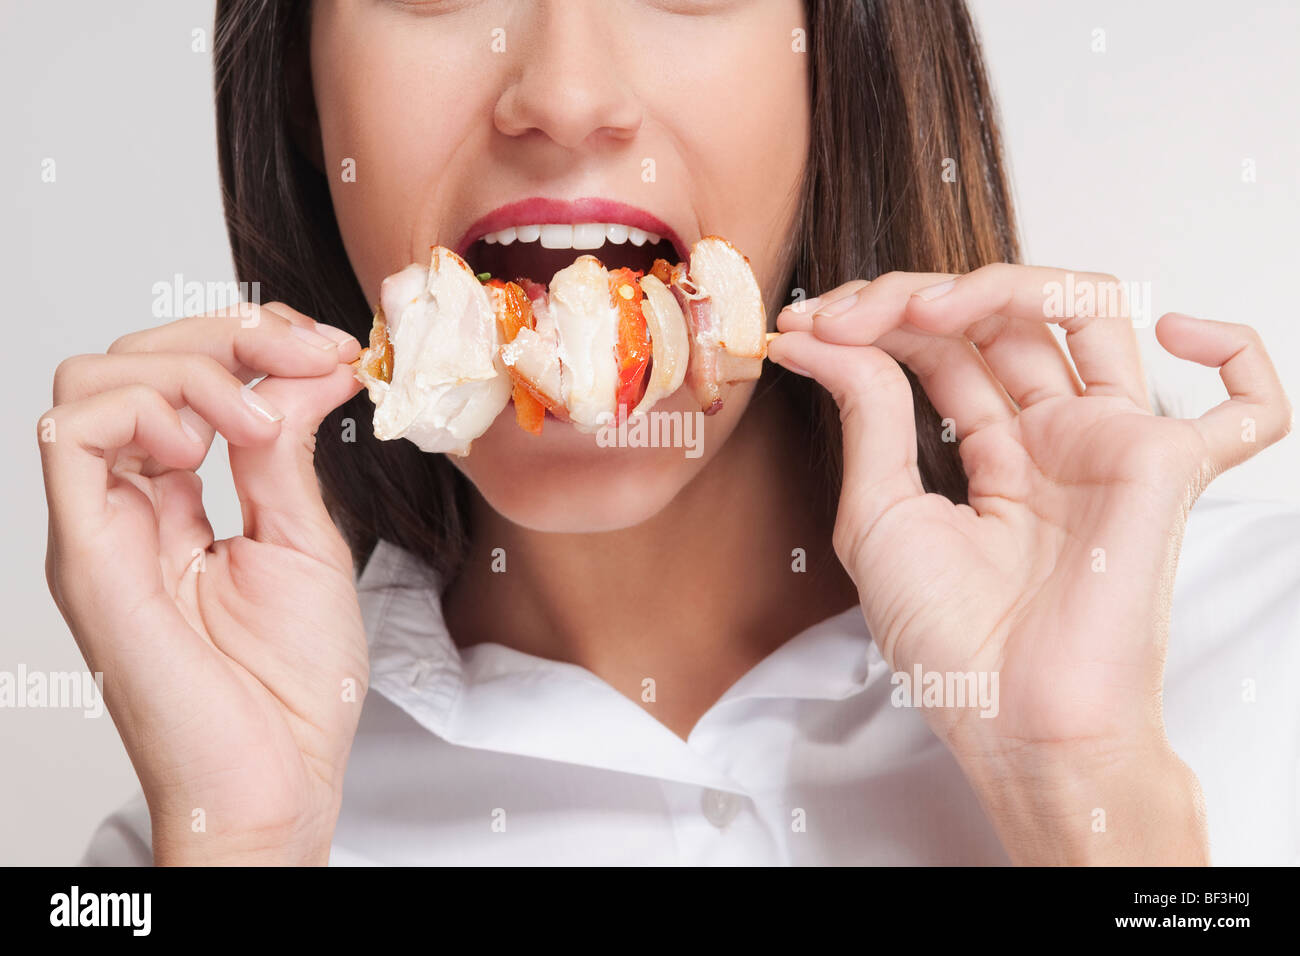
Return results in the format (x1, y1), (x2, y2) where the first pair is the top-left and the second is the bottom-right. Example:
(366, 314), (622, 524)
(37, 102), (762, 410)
(357, 540), (886, 792)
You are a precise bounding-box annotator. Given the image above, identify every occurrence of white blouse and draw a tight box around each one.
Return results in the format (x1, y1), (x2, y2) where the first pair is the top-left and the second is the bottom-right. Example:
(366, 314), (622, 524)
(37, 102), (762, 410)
(82, 493), (1300, 865)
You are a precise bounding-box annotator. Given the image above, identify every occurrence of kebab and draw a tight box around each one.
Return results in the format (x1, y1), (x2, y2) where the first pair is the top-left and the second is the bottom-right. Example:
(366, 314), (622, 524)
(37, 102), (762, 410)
(355, 237), (769, 456)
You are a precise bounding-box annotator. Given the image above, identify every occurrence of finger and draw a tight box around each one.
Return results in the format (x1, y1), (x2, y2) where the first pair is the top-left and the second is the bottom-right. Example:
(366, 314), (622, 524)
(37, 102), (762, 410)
(108, 302), (360, 382)
(871, 327), (1018, 439)
(52, 352), (287, 455)
(783, 270), (1082, 414)
(958, 312), (1083, 407)
(38, 385), (208, 531)
(787, 271), (955, 342)
(902, 265), (1147, 409)
(767, 331), (925, 548)
(1154, 313), (1294, 471)
(777, 279), (871, 328)
(801, 267), (1135, 408)
(228, 365), (363, 571)
(150, 469), (217, 593)
(260, 301), (366, 350)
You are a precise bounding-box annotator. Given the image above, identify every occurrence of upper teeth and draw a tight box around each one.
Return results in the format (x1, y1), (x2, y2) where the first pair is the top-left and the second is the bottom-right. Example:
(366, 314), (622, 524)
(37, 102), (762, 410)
(481, 223), (662, 250)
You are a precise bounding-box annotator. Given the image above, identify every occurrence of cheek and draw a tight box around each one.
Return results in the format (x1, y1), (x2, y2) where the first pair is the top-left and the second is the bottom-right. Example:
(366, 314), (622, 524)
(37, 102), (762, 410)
(650, 12), (809, 306)
(310, 10), (489, 298)
(453, 382), (755, 533)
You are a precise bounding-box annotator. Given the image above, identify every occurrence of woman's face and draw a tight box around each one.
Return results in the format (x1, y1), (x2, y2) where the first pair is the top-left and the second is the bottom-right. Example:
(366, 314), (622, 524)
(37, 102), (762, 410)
(311, 0), (809, 531)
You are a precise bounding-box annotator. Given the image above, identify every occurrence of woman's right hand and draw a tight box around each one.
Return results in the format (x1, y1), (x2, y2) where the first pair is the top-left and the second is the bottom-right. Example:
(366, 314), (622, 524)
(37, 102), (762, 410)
(39, 302), (367, 865)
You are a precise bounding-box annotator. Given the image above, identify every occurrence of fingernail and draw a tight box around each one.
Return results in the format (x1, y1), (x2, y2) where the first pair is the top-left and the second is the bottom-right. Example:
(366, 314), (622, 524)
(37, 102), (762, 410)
(178, 406), (208, 445)
(241, 384), (284, 423)
(291, 324), (338, 349)
(814, 291), (861, 318)
(913, 279), (956, 302)
(783, 296), (822, 315)
(313, 321), (360, 349)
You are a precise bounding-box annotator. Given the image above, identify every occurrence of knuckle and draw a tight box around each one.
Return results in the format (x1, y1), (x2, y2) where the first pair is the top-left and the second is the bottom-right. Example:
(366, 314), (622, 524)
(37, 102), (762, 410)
(182, 352), (228, 381)
(35, 407), (60, 445)
(1238, 323), (1266, 348)
(235, 301), (286, 332)
(976, 262), (1014, 283)
(871, 271), (909, 293)
(106, 332), (139, 354)
(1271, 390), (1294, 440)
(52, 354), (94, 402)
(121, 382), (166, 412)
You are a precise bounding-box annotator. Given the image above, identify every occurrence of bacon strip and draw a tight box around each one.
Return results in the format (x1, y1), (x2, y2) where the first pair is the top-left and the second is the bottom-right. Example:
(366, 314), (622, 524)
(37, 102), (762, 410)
(668, 266), (725, 415)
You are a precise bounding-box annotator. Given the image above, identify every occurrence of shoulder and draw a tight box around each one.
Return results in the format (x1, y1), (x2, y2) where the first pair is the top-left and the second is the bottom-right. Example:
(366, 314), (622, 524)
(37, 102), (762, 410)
(80, 790), (153, 866)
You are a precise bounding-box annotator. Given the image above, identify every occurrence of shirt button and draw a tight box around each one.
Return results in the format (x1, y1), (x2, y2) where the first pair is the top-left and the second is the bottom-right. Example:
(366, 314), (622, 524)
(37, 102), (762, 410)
(409, 658), (438, 686)
(701, 789), (742, 829)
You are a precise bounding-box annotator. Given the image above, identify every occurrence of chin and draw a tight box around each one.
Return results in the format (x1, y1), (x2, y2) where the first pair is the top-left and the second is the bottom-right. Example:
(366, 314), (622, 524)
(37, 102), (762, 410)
(453, 383), (752, 533)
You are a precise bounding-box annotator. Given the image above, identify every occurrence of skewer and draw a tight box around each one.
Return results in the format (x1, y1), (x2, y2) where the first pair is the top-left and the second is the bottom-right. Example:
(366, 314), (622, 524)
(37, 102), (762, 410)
(356, 332), (782, 366)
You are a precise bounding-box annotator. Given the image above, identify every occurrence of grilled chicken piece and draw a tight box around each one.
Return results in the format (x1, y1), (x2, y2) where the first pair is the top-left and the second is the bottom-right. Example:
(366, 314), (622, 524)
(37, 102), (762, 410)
(548, 255), (620, 431)
(669, 237), (767, 414)
(357, 248), (510, 456)
(356, 306), (394, 388)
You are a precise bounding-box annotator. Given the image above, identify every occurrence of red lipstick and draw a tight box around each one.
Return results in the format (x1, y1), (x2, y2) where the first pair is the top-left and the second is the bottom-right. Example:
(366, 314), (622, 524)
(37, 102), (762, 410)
(455, 197), (688, 262)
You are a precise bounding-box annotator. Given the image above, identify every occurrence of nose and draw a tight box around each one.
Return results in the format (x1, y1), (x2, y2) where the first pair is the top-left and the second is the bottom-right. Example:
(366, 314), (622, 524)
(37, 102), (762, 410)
(493, 0), (643, 150)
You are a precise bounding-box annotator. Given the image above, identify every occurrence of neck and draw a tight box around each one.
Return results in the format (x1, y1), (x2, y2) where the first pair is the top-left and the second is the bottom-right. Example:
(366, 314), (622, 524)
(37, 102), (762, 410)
(441, 383), (860, 739)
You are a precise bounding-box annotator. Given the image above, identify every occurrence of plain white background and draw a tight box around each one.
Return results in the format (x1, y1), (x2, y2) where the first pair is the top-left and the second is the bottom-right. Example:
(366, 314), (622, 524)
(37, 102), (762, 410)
(2, 0), (1296, 864)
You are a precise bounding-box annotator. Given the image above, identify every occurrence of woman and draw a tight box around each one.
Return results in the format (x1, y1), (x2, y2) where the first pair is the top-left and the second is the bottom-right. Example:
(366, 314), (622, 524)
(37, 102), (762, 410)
(44, 0), (1295, 865)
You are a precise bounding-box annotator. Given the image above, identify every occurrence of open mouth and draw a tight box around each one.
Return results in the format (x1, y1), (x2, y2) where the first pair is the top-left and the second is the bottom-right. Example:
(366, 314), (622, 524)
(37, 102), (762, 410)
(455, 197), (688, 283)
(466, 223), (682, 284)
(355, 197), (766, 455)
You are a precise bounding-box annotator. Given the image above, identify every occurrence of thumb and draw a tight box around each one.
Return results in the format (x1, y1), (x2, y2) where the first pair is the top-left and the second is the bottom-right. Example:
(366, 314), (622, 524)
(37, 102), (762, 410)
(228, 364), (362, 570)
(768, 331), (924, 549)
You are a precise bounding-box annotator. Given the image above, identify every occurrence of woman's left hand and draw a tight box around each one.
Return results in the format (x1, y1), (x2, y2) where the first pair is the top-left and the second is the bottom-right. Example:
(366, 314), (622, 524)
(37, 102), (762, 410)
(770, 264), (1292, 864)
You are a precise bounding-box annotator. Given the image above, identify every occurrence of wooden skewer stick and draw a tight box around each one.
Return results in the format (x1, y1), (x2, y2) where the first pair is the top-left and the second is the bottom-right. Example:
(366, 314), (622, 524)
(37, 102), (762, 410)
(355, 332), (783, 371)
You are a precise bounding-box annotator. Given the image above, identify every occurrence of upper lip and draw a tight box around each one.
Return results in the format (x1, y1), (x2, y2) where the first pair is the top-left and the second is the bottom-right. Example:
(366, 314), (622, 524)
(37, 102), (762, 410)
(454, 197), (689, 262)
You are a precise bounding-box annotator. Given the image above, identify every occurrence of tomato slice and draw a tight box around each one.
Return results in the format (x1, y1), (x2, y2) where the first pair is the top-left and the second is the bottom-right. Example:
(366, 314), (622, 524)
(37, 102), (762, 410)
(510, 379), (547, 434)
(488, 279), (547, 435)
(610, 267), (651, 417)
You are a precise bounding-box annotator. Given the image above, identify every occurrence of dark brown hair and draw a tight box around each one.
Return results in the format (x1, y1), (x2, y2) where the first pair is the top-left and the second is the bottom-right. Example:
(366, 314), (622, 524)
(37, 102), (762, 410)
(214, 0), (1018, 578)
